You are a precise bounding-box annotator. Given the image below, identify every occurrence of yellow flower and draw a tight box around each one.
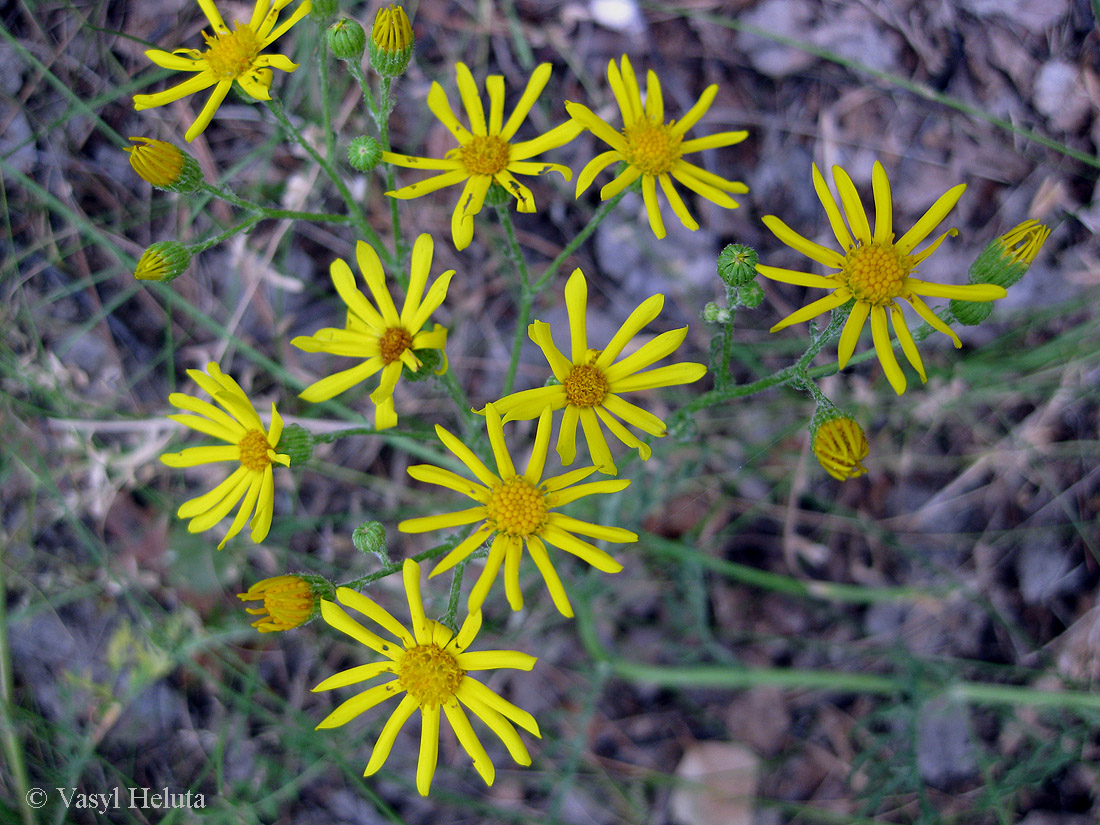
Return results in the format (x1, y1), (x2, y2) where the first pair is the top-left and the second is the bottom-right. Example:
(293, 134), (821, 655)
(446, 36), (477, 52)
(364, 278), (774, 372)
(758, 162), (1008, 395)
(371, 4), (413, 52)
(566, 55), (748, 240)
(382, 62), (581, 250)
(291, 234), (451, 430)
(238, 574), (318, 631)
(398, 404), (637, 617)
(491, 268), (707, 475)
(161, 362), (290, 549)
(812, 416), (869, 481)
(313, 559), (540, 795)
(133, 0), (313, 142)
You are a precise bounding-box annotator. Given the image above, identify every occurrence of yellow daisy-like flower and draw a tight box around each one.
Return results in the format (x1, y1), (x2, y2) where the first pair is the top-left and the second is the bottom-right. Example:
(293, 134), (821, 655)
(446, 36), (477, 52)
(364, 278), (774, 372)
(238, 574), (317, 632)
(161, 362), (290, 549)
(758, 162), (1008, 395)
(398, 404), (637, 617)
(291, 234), (452, 430)
(314, 559), (540, 796)
(491, 268), (707, 476)
(133, 0), (312, 142)
(382, 62), (581, 250)
(566, 54), (748, 240)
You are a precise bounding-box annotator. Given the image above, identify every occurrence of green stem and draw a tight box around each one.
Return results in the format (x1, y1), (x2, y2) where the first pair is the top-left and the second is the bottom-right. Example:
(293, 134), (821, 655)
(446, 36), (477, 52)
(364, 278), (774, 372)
(202, 184), (351, 223)
(349, 64), (405, 274)
(494, 204), (535, 396)
(187, 215), (262, 254)
(715, 313), (736, 390)
(0, 541), (34, 825)
(436, 367), (478, 436)
(337, 543), (459, 591)
(319, 33), (336, 165)
(265, 99), (393, 267)
(441, 559), (469, 632)
(534, 190), (628, 292)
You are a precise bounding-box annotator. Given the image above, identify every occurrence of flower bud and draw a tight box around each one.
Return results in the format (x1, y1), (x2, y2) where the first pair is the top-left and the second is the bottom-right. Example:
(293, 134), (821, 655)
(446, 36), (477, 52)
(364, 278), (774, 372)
(347, 135), (383, 172)
(738, 281), (765, 308)
(238, 574), (334, 632)
(369, 4), (413, 77)
(810, 407), (868, 481)
(352, 521), (387, 558)
(967, 219), (1050, 290)
(717, 243), (758, 288)
(125, 137), (203, 193)
(327, 18), (366, 62)
(277, 423), (315, 464)
(702, 301), (730, 324)
(134, 241), (191, 282)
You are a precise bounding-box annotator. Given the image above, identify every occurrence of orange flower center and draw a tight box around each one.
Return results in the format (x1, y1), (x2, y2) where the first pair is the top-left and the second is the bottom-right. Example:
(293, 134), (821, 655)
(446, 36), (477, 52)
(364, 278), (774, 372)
(238, 429), (272, 471)
(486, 476), (548, 538)
(397, 643), (464, 707)
(456, 134), (512, 176)
(379, 327), (413, 364)
(564, 364), (609, 407)
(840, 242), (912, 306)
(202, 25), (262, 80)
(622, 118), (682, 175)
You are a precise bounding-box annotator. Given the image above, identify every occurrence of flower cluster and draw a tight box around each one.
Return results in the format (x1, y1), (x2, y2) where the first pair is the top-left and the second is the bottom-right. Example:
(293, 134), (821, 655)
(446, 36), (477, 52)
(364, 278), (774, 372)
(135, 3), (1051, 797)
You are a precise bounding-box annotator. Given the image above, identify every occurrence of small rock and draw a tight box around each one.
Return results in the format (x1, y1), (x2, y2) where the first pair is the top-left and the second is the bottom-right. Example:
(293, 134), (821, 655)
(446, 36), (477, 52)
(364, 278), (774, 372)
(916, 696), (977, 787)
(1033, 61), (1092, 133)
(670, 741), (759, 825)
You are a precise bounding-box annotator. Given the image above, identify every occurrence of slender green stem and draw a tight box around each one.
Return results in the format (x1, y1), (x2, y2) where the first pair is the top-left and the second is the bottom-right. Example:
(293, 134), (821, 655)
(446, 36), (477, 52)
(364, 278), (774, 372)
(348, 64), (405, 273)
(441, 559), (469, 632)
(337, 543), (458, 591)
(318, 33), (336, 165)
(202, 184), (351, 223)
(715, 314), (736, 390)
(534, 190), (628, 292)
(309, 424), (437, 444)
(187, 215), (262, 254)
(494, 203), (537, 396)
(436, 367), (478, 436)
(265, 99), (393, 267)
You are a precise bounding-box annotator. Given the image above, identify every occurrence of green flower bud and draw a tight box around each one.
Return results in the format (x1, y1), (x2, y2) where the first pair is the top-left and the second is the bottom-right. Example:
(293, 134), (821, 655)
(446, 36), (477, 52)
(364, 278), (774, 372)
(134, 241), (190, 282)
(369, 4), (413, 77)
(968, 220), (1051, 289)
(352, 521), (387, 559)
(717, 243), (758, 288)
(702, 301), (730, 324)
(949, 298), (993, 326)
(328, 18), (366, 62)
(277, 423), (315, 465)
(738, 281), (765, 308)
(347, 135), (383, 172)
(125, 137), (203, 193)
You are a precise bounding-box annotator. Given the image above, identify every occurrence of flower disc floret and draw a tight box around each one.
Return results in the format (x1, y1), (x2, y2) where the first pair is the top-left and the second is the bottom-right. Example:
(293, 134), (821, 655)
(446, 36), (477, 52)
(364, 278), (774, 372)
(487, 477), (548, 537)
(841, 242), (911, 305)
(313, 560), (540, 796)
(238, 429), (273, 471)
(757, 161), (1008, 395)
(398, 645), (465, 707)
(456, 134), (512, 176)
(238, 574), (319, 632)
(563, 364), (609, 407)
(624, 119), (681, 175)
(203, 25), (262, 78)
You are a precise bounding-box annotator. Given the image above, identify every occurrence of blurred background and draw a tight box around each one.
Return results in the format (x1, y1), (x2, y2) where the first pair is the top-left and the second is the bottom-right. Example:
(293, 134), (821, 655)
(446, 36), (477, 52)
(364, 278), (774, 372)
(3, 0), (1100, 823)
